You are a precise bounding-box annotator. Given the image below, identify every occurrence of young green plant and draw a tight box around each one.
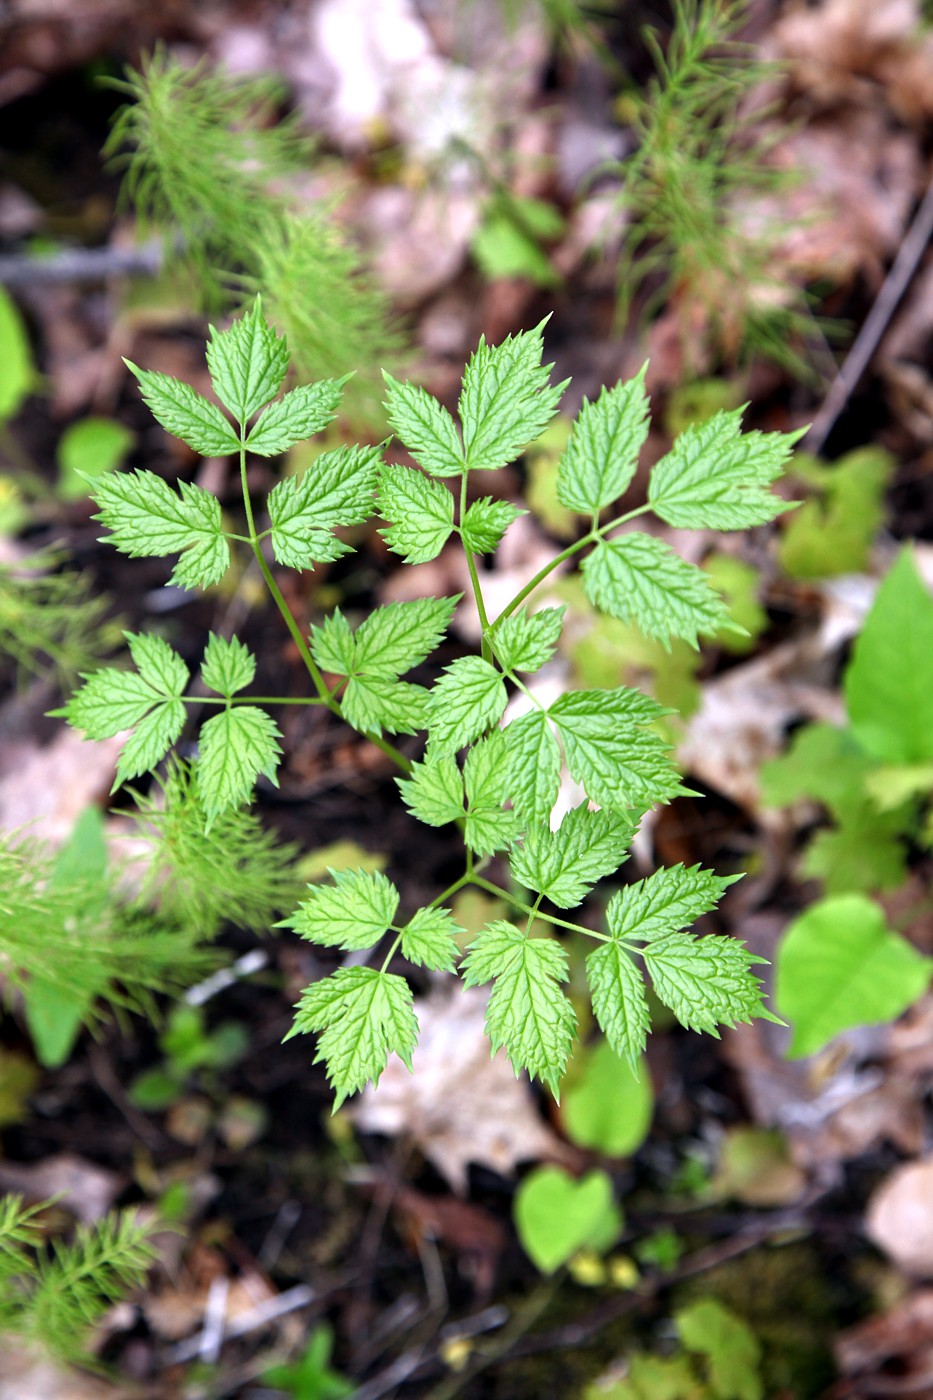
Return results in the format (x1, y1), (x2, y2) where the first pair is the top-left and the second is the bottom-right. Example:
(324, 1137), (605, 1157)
(62, 298), (799, 1108)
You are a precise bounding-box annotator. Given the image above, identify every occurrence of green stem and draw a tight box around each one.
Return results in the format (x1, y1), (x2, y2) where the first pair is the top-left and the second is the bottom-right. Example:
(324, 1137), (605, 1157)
(239, 436), (412, 775)
(459, 470), (492, 662)
(185, 695), (329, 706)
(379, 868), (475, 973)
(470, 876), (610, 942)
(490, 502), (653, 630)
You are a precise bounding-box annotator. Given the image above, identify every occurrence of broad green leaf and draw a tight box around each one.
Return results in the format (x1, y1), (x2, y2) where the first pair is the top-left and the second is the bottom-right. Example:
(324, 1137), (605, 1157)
(341, 676), (429, 736)
(582, 535), (730, 648)
(675, 1299), (762, 1400)
(464, 730), (515, 855)
(383, 372), (463, 477)
(779, 446), (893, 581)
(290, 967), (418, 1109)
(776, 894), (932, 1058)
(461, 498), (525, 554)
(200, 634), (255, 696)
(802, 813), (908, 896)
(206, 299), (289, 421)
(0, 286), (34, 423)
(605, 863), (735, 943)
(246, 380), (344, 455)
(267, 445), (380, 570)
(648, 409), (801, 530)
(514, 1167), (620, 1274)
(586, 941), (651, 1069)
(550, 688), (683, 811)
(62, 633), (188, 786)
(491, 605), (564, 674)
(511, 804), (638, 909)
(643, 933), (768, 1036)
(760, 722), (875, 815)
(125, 362), (240, 456)
(462, 921), (576, 1094)
(396, 756), (464, 827)
(197, 706), (281, 821)
(309, 610), (358, 676)
(353, 596), (458, 677)
(377, 463), (455, 563)
(844, 549), (933, 764)
(286, 869), (399, 950)
(401, 906), (463, 971)
(57, 417), (135, 500)
(503, 707), (562, 824)
(459, 324), (567, 473)
(427, 656), (507, 754)
(562, 1039), (653, 1156)
(557, 369), (649, 516)
(92, 469), (229, 589)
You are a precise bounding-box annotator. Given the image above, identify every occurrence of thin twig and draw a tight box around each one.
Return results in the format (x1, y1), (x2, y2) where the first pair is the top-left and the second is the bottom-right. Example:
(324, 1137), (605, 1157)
(0, 240), (164, 286)
(807, 173), (933, 456)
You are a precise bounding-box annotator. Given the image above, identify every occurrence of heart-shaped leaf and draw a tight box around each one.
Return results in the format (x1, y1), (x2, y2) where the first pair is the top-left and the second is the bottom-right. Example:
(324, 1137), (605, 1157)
(514, 1166), (621, 1274)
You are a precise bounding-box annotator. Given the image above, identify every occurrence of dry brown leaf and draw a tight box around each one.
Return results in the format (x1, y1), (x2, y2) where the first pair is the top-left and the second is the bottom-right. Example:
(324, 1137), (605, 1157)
(0, 727), (123, 847)
(866, 1158), (933, 1277)
(350, 986), (577, 1192)
(0, 1351), (128, 1400)
(0, 1153), (123, 1224)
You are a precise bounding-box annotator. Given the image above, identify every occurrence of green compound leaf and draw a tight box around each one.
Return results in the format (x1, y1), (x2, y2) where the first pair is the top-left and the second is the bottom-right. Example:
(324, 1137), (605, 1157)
(557, 369), (649, 516)
(352, 596), (459, 677)
(267, 444), (380, 570)
(290, 966), (418, 1109)
(583, 535), (731, 648)
(428, 655), (508, 755)
(286, 869), (399, 951)
(675, 1298), (762, 1400)
(396, 756), (464, 828)
(503, 707), (562, 825)
(605, 863), (736, 944)
(512, 804), (639, 909)
(206, 298), (289, 421)
(341, 676), (429, 737)
(124, 362), (239, 456)
(377, 463), (454, 563)
(648, 409), (801, 530)
(491, 605), (564, 674)
(464, 730), (515, 856)
(462, 921), (576, 1096)
(200, 633), (255, 696)
(383, 372), (463, 477)
(92, 469), (230, 590)
(776, 893), (932, 1058)
(246, 380), (345, 456)
(844, 548), (933, 765)
(197, 705), (281, 822)
(401, 906), (463, 972)
(459, 323), (567, 474)
(461, 498), (525, 554)
(550, 688), (683, 811)
(62, 632), (188, 788)
(644, 934), (769, 1036)
(586, 941), (651, 1070)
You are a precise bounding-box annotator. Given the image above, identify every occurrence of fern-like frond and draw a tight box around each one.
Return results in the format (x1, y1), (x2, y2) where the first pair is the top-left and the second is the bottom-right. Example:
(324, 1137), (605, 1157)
(610, 0), (817, 375)
(0, 832), (215, 1020)
(128, 758), (303, 939)
(0, 555), (121, 687)
(0, 1204), (158, 1363)
(104, 49), (405, 426)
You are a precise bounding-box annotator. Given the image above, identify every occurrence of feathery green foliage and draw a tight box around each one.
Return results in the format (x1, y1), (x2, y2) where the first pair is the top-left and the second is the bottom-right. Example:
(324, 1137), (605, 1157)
(61, 300), (797, 1107)
(607, 0), (812, 373)
(0, 554), (120, 686)
(105, 50), (402, 428)
(0, 1197), (158, 1364)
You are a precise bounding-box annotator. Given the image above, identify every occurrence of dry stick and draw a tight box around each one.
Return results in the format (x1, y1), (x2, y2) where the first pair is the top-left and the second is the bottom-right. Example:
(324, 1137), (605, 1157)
(807, 172), (933, 457)
(0, 240), (164, 287)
